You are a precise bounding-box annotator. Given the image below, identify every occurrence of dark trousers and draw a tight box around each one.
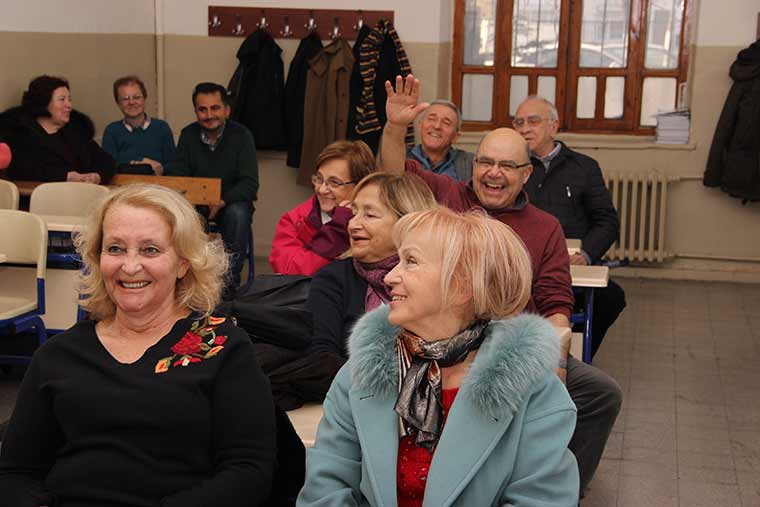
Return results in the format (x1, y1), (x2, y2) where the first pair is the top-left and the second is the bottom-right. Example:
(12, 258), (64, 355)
(574, 278), (626, 358)
(567, 356), (623, 495)
(200, 201), (253, 289)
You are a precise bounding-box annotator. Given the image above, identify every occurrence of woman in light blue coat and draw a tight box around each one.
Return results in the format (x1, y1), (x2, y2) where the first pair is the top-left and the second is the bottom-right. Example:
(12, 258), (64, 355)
(297, 207), (579, 507)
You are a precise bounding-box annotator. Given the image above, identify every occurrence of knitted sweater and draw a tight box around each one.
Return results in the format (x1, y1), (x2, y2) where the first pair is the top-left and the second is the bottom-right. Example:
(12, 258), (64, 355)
(102, 117), (177, 166)
(167, 121), (259, 204)
(0, 314), (276, 507)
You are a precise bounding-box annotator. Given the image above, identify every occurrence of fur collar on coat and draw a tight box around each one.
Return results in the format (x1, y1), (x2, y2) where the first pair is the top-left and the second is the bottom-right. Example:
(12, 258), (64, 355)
(348, 305), (560, 421)
(0, 106), (97, 140)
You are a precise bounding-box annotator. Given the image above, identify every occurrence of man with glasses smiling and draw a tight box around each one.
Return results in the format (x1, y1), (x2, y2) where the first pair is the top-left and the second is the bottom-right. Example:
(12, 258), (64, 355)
(379, 74), (623, 498)
(515, 96), (625, 360)
(102, 76), (176, 175)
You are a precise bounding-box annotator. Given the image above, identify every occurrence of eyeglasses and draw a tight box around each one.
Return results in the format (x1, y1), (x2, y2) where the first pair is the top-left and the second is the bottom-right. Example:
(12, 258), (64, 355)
(512, 115), (551, 128)
(118, 94), (144, 103)
(474, 157), (532, 172)
(311, 173), (356, 190)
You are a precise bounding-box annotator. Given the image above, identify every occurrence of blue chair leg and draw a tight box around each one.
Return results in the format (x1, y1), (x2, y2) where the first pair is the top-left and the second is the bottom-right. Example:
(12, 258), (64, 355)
(582, 288), (595, 364)
(246, 226), (255, 285)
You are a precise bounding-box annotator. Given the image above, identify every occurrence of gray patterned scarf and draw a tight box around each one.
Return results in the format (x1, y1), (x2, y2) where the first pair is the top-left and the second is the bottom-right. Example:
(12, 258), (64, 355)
(394, 320), (489, 451)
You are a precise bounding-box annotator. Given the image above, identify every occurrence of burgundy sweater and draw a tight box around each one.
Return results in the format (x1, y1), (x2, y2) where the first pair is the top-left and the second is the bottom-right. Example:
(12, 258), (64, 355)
(406, 159), (574, 319)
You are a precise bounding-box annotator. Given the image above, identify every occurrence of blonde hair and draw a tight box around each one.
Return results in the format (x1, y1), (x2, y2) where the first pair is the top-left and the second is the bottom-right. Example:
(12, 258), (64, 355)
(351, 172), (437, 218)
(74, 184), (229, 320)
(392, 207), (532, 320)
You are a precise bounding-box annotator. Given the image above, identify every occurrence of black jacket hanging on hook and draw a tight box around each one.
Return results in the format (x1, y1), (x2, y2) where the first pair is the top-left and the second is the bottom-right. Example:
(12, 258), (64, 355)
(285, 32), (323, 168)
(704, 39), (760, 203)
(229, 29), (287, 150)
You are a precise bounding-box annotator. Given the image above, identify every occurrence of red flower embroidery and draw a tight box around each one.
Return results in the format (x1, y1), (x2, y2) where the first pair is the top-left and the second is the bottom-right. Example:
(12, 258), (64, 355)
(156, 316), (229, 374)
(171, 332), (202, 355)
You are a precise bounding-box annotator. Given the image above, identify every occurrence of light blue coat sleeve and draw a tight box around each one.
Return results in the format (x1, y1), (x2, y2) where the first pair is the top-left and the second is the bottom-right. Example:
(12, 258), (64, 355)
(297, 366), (364, 507)
(500, 374), (579, 507)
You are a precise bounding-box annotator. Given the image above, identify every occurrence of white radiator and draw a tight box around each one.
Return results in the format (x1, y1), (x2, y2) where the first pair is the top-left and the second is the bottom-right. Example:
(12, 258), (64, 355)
(604, 172), (674, 263)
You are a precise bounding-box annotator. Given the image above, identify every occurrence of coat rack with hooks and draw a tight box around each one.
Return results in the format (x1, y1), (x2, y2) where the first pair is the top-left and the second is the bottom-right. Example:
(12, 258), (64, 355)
(207, 7), (394, 40)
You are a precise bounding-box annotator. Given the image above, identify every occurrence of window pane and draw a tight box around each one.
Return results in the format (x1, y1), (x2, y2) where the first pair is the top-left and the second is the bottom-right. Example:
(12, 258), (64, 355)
(580, 0), (630, 68)
(604, 76), (625, 118)
(577, 76), (597, 118)
(640, 77), (676, 126)
(509, 76), (529, 116)
(537, 75), (557, 104)
(464, 0), (497, 66)
(645, 0), (684, 69)
(511, 0), (561, 67)
(462, 74), (494, 121)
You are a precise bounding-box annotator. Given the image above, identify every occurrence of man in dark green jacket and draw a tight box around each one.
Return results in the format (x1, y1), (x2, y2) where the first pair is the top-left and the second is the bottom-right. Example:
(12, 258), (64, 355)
(167, 82), (259, 294)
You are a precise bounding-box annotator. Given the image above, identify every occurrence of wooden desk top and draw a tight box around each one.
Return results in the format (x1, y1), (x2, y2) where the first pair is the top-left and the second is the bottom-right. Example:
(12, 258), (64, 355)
(14, 180), (39, 197)
(12, 176), (222, 206)
(570, 265), (609, 288)
(566, 238), (582, 255)
(111, 174), (222, 206)
(40, 215), (86, 233)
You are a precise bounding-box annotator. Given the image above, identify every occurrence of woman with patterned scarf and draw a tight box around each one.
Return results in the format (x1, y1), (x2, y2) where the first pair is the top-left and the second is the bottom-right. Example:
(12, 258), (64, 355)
(298, 207), (579, 507)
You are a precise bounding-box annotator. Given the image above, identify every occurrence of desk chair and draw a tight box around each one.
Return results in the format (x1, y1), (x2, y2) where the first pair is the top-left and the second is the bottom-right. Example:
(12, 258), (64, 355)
(0, 210), (48, 365)
(30, 182), (109, 265)
(0, 180), (19, 210)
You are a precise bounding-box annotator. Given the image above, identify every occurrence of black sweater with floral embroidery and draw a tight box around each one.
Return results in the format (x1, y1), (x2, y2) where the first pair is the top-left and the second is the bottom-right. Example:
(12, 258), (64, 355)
(0, 315), (276, 507)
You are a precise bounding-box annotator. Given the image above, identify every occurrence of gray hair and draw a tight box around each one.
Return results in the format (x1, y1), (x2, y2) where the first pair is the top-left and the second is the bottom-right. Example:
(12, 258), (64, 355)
(422, 99), (462, 131)
(520, 95), (559, 122)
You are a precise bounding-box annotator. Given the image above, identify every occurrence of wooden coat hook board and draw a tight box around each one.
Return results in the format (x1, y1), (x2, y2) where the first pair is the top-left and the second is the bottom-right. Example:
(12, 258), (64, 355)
(208, 6), (395, 40)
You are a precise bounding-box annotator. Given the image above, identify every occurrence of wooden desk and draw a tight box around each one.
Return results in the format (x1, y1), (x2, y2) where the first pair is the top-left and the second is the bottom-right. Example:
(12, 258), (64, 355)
(40, 215), (86, 233)
(566, 238), (582, 256)
(570, 265), (609, 288)
(14, 180), (40, 197)
(111, 174), (222, 206)
(286, 403), (324, 448)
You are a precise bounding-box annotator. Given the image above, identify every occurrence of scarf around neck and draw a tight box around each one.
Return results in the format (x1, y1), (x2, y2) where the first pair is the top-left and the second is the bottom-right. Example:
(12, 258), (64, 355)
(352, 255), (398, 311)
(394, 320), (489, 451)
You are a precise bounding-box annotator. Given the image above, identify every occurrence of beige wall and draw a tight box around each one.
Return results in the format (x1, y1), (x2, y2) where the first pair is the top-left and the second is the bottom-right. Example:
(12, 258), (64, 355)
(0, 32), (157, 135)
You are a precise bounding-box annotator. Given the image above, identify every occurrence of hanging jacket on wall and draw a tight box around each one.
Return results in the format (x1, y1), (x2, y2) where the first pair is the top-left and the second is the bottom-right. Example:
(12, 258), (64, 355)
(346, 24), (370, 141)
(285, 32), (323, 168)
(297, 38), (354, 186)
(704, 39), (760, 202)
(353, 19), (415, 154)
(229, 29), (287, 150)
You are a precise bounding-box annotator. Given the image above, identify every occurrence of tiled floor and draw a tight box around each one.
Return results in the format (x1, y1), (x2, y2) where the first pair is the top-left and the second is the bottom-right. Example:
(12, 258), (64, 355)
(582, 278), (760, 507)
(1, 276), (759, 506)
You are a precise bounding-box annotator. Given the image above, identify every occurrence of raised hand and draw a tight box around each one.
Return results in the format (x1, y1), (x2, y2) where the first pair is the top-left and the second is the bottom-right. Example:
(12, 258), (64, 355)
(384, 74), (430, 128)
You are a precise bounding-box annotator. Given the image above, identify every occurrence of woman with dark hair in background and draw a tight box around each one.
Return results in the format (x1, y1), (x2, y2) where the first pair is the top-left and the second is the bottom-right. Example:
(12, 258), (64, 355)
(0, 75), (115, 183)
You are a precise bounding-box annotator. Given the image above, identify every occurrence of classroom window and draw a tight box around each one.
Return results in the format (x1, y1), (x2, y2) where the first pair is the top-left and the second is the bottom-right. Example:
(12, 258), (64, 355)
(451, 0), (690, 134)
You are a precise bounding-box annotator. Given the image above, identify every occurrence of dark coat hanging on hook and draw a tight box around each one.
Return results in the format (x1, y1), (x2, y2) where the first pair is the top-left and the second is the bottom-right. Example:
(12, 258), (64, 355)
(346, 24), (371, 141)
(229, 29), (287, 150)
(285, 32), (323, 168)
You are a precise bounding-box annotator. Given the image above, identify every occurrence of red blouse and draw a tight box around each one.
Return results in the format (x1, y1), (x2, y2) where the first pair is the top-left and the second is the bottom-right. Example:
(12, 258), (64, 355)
(397, 387), (459, 507)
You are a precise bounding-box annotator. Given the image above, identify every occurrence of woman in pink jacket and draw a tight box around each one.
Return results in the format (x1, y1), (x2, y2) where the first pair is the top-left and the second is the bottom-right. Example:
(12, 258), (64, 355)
(0, 142), (10, 170)
(269, 140), (376, 275)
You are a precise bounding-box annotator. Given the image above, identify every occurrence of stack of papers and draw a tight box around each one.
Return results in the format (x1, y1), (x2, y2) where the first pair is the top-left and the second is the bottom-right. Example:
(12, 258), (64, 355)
(655, 110), (690, 144)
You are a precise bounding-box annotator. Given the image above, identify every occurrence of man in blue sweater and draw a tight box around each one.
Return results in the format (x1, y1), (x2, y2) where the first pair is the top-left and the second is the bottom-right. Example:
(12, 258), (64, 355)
(167, 82), (259, 297)
(102, 76), (176, 174)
